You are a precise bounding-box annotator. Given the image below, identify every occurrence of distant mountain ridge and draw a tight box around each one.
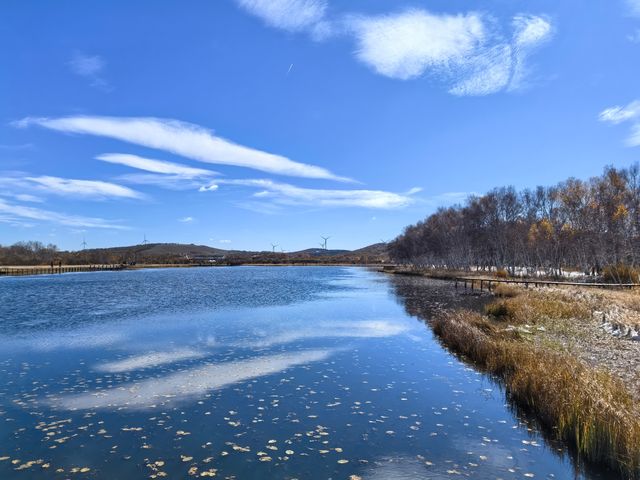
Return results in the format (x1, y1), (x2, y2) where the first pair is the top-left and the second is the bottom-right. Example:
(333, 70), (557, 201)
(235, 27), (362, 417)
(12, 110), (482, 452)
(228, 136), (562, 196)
(70, 242), (389, 264)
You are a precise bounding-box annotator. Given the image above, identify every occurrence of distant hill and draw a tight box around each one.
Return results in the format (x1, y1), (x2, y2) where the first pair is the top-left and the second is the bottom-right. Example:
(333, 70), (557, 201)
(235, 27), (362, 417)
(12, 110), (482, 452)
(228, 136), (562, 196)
(351, 242), (388, 256)
(1, 241), (389, 266)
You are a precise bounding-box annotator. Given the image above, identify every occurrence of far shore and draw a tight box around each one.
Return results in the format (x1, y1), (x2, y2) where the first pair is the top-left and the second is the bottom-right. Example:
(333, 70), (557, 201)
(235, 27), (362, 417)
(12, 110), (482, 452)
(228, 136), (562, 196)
(0, 262), (394, 277)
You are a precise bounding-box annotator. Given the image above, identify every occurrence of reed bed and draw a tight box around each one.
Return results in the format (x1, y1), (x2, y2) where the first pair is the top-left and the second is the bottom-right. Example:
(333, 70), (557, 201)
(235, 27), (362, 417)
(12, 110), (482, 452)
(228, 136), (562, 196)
(484, 290), (591, 324)
(431, 308), (640, 478)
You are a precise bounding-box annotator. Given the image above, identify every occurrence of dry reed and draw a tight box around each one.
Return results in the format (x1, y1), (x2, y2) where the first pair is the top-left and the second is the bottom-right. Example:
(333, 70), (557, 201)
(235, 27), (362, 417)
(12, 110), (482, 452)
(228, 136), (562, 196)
(431, 309), (640, 478)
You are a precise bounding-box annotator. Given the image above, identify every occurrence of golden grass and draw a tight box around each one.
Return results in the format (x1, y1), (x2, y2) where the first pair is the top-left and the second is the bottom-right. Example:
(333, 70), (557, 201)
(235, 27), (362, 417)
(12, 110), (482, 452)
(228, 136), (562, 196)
(431, 309), (640, 478)
(495, 268), (509, 279)
(493, 284), (520, 298)
(484, 290), (590, 324)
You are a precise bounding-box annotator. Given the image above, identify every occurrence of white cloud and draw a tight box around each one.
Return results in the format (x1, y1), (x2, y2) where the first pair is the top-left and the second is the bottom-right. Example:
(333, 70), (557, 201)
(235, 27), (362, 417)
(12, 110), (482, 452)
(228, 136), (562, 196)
(236, 0), (327, 32)
(0, 198), (126, 229)
(449, 44), (512, 96)
(513, 15), (552, 47)
(179, 216), (194, 223)
(509, 15), (553, 91)
(234, 1), (554, 96)
(14, 193), (43, 203)
(96, 348), (207, 373)
(0, 190), (44, 203)
(203, 178), (419, 209)
(68, 52), (110, 90)
(348, 10), (552, 95)
(599, 100), (640, 146)
(18, 116), (350, 181)
(219, 239), (232, 244)
(52, 349), (334, 410)
(26, 175), (144, 200)
(235, 320), (408, 348)
(97, 153), (217, 178)
(599, 100), (640, 124)
(349, 10), (486, 81)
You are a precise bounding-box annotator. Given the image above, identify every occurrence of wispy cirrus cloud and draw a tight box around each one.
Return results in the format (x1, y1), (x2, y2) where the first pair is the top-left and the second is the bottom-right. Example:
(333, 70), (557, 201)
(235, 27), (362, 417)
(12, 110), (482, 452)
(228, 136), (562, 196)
(97, 153), (218, 178)
(25, 176), (144, 200)
(599, 100), (640, 146)
(236, 0), (327, 32)
(232, 1), (554, 96)
(508, 14), (554, 91)
(68, 52), (110, 90)
(178, 216), (194, 223)
(0, 198), (126, 229)
(17, 116), (350, 181)
(98, 153), (219, 190)
(201, 178), (419, 209)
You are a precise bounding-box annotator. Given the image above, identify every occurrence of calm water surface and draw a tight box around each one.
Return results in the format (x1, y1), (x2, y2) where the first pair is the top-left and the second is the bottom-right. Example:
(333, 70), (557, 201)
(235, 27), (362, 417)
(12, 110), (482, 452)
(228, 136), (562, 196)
(0, 267), (611, 479)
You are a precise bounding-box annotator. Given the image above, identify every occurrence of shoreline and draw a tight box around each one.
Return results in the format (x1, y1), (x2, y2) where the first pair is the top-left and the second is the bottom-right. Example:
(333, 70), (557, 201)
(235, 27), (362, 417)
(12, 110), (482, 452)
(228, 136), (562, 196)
(0, 263), (392, 277)
(422, 282), (640, 478)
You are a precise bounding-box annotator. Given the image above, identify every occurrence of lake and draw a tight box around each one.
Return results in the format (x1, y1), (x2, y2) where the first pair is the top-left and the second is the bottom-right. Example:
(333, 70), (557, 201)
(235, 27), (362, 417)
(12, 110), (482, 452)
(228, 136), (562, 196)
(0, 266), (612, 479)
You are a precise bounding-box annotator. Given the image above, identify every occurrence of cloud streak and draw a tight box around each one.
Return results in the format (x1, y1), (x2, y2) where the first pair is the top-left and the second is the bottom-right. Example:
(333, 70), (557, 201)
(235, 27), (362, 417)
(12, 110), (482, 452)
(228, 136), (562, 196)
(26, 175), (144, 200)
(236, 0), (327, 32)
(97, 153), (218, 178)
(18, 116), (350, 181)
(599, 99), (640, 146)
(53, 349), (334, 410)
(203, 178), (419, 209)
(235, 320), (408, 348)
(96, 348), (207, 373)
(98, 153), (219, 190)
(0, 198), (126, 229)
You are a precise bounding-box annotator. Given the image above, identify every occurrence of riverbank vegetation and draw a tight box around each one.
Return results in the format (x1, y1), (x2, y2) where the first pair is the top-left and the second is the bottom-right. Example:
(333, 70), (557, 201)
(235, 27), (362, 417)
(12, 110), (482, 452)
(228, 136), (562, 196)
(429, 286), (640, 478)
(389, 164), (640, 281)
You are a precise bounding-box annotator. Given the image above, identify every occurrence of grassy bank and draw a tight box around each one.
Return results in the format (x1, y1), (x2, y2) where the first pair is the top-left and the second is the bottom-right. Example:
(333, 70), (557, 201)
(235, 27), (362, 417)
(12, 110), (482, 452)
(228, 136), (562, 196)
(430, 288), (640, 478)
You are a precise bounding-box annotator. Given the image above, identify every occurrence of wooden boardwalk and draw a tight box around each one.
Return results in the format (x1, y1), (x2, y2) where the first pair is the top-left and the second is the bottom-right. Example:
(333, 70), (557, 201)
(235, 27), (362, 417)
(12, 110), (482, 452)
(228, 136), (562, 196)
(454, 277), (640, 291)
(0, 264), (125, 277)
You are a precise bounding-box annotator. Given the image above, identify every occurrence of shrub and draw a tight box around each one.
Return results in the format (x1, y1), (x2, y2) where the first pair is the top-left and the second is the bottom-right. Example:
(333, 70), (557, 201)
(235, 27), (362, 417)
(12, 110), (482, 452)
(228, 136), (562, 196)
(603, 264), (640, 284)
(485, 292), (589, 324)
(495, 268), (509, 279)
(493, 284), (520, 298)
(485, 301), (511, 319)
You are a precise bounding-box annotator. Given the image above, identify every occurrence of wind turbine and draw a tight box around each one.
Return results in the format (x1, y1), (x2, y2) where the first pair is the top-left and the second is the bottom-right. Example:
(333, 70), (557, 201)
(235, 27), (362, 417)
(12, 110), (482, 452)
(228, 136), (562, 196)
(142, 234), (149, 246)
(271, 243), (279, 253)
(320, 235), (331, 250)
(81, 237), (88, 250)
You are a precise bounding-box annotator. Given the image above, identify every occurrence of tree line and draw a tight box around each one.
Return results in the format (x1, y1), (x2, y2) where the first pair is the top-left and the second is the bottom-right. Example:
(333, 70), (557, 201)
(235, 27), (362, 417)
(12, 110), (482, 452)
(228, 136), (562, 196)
(388, 164), (640, 281)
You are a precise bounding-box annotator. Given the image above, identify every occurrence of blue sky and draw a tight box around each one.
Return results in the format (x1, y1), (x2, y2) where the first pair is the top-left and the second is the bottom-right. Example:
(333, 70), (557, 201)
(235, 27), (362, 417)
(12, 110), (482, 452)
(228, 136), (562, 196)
(2, 0), (640, 252)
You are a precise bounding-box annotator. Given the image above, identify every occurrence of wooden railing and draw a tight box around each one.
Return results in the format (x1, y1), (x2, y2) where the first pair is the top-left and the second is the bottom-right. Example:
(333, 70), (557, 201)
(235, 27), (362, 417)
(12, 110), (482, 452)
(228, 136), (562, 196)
(0, 264), (125, 277)
(454, 277), (640, 291)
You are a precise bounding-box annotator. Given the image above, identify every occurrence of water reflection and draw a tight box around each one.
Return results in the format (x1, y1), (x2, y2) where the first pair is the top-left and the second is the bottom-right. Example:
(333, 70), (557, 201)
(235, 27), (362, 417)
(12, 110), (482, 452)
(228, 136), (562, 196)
(0, 267), (614, 479)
